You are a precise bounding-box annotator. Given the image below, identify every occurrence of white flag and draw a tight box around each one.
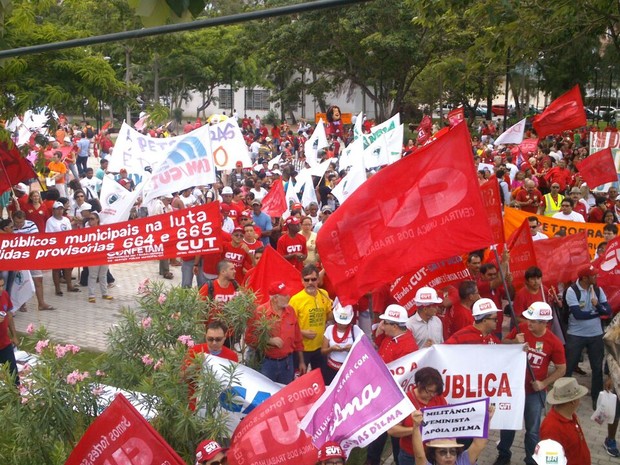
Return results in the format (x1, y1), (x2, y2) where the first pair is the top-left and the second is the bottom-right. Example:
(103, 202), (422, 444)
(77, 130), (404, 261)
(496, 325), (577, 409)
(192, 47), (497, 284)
(298, 171), (318, 208)
(209, 119), (253, 170)
(143, 125), (215, 203)
(331, 158), (367, 205)
(285, 178), (300, 208)
(353, 111), (364, 140)
(9, 270), (34, 313)
(339, 137), (363, 170)
(494, 118), (526, 146)
(304, 119), (328, 166)
(99, 175), (146, 225)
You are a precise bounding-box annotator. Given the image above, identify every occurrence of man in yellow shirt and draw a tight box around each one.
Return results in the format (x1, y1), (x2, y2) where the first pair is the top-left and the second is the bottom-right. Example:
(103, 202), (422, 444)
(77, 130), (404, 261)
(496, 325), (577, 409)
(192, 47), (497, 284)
(289, 264), (332, 378)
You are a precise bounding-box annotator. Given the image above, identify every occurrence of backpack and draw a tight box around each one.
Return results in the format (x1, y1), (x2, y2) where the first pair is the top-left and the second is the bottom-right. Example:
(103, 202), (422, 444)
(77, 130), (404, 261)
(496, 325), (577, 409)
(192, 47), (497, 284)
(85, 125), (95, 139)
(560, 283), (601, 336)
(205, 279), (239, 299)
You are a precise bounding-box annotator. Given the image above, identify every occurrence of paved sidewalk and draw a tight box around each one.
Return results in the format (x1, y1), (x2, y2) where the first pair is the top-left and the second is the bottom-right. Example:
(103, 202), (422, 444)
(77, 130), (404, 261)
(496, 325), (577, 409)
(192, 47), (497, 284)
(11, 263), (617, 465)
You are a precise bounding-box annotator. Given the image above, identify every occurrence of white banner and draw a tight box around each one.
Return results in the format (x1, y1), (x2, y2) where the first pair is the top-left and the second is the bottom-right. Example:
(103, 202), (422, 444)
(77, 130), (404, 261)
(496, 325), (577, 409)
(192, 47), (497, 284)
(143, 125), (216, 203)
(99, 175), (146, 225)
(362, 123), (403, 169)
(9, 270), (34, 312)
(589, 131), (620, 192)
(209, 119), (252, 170)
(202, 355), (282, 433)
(305, 119), (328, 166)
(331, 158), (367, 205)
(494, 118), (526, 146)
(421, 398), (490, 442)
(361, 113), (401, 150)
(388, 344), (526, 430)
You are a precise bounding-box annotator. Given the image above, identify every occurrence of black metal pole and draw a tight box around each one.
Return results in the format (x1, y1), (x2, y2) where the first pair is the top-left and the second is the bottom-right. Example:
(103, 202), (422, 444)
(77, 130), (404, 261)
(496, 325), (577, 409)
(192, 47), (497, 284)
(0, 0), (370, 59)
(503, 48), (510, 131)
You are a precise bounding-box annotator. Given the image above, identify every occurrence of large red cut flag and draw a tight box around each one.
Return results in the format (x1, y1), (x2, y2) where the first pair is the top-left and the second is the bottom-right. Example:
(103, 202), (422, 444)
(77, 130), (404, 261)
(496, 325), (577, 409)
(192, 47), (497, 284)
(259, 179), (287, 217)
(480, 178), (505, 245)
(506, 219), (537, 289)
(533, 232), (590, 287)
(448, 108), (465, 127)
(65, 394), (185, 465)
(227, 369), (325, 465)
(316, 121), (494, 305)
(576, 148), (618, 189)
(0, 142), (37, 194)
(532, 85), (586, 137)
(244, 246), (303, 303)
(596, 237), (620, 312)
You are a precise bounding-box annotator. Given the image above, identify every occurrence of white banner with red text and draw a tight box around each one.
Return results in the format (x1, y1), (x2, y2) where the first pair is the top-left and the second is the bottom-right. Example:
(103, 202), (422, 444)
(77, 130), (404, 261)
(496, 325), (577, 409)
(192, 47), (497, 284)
(0, 203), (222, 271)
(388, 344), (526, 430)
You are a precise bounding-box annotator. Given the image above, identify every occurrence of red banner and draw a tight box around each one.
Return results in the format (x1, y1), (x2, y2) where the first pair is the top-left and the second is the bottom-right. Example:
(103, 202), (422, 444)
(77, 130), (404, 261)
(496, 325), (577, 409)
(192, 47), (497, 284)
(533, 232), (590, 286)
(448, 108), (465, 127)
(596, 237), (620, 312)
(576, 148), (618, 189)
(507, 220), (537, 289)
(244, 246), (303, 303)
(518, 138), (539, 155)
(390, 256), (470, 312)
(0, 142), (37, 194)
(261, 179), (287, 218)
(0, 203), (222, 271)
(317, 122), (494, 305)
(532, 85), (587, 137)
(65, 394), (185, 465)
(228, 369), (325, 465)
(480, 178), (505, 245)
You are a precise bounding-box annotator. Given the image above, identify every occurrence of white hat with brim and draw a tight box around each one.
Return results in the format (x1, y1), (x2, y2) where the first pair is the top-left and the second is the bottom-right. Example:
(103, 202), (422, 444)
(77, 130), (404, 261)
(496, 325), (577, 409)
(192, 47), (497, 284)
(425, 438), (464, 448)
(379, 304), (408, 324)
(533, 439), (567, 465)
(546, 377), (588, 405)
(333, 305), (354, 325)
(414, 286), (443, 306)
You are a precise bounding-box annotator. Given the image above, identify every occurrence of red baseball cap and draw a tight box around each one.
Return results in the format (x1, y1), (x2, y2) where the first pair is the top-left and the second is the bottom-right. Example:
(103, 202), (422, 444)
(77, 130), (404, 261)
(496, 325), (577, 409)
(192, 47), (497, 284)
(577, 264), (598, 278)
(268, 281), (290, 296)
(232, 226), (244, 234)
(291, 202), (303, 211)
(235, 161), (243, 167)
(285, 216), (300, 226)
(195, 439), (226, 464)
(317, 441), (346, 461)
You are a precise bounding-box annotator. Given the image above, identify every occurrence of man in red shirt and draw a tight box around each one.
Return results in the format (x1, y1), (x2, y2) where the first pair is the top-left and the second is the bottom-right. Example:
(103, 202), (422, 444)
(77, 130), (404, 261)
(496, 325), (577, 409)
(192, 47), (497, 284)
(443, 280), (480, 339)
(512, 266), (544, 323)
(221, 186), (243, 223)
(277, 216), (307, 271)
(514, 180), (543, 213)
(445, 298), (501, 344)
(244, 281), (306, 384)
(183, 320), (238, 411)
(495, 302), (566, 465)
(199, 260), (239, 303)
(376, 304), (418, 364)
(540, 378), (590, 465)
(478, 261), (513, 340)
(544, 159), (572, 192)
(221, 227), (254, 284)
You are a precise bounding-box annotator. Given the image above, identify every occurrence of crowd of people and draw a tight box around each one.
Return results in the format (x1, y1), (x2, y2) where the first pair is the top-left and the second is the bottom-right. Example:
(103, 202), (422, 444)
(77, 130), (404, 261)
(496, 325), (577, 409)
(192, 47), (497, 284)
(1, 111), (620, 465)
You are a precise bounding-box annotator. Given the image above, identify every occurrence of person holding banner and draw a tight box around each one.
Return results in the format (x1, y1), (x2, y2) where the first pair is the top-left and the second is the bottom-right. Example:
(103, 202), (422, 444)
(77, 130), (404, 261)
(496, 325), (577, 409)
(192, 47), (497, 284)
(406, 287), (444, 347)
(389, 367), (447, 465)
(85, 212), (113, 304)
(45, 201), (80, 296)
(0, 276), (19, 385)
(410, 408), (493, 465)
(495, 302), (566, 465)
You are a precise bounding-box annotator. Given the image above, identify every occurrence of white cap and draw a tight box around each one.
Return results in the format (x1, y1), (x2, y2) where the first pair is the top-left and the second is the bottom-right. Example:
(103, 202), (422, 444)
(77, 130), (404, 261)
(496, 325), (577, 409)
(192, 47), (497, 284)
(221, 186), (233, 195)
(533, 440), (567, 465)
(380, 304), (409, 324)
(413, 286), (443, 306)
(80, 203), (92, 212)
(471, 298), (500, 317)
(333, 305), (354, 325)
(523, 301), (553, 321)
(52, 201), (64, 209)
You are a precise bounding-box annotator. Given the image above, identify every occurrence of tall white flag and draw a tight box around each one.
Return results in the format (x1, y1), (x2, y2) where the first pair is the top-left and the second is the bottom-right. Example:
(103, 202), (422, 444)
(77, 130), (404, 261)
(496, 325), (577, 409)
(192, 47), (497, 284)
(143, 125), (216, 203)
(99, 175), (146, 225)
(209, 119), (253, 170)
(304, 119), (328, 166)
(353, 111), (364, 140)
(331, 158), (367, 205)
(297, 171), (318, 208)
(494, 118), (526, 146)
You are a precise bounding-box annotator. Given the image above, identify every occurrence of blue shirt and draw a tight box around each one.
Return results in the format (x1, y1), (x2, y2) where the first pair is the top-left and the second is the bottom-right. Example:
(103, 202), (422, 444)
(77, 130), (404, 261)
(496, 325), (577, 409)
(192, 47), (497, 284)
(77, 138), (90, 158)
(252, 211), (272, 246)
(566, 280), (611, 337)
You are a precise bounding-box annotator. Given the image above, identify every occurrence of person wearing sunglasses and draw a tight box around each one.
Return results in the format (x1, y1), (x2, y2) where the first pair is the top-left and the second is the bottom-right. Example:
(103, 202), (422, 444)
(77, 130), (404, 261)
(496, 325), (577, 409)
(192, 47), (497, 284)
(445, 298), (501, 345)
(194, 439), (227, 465)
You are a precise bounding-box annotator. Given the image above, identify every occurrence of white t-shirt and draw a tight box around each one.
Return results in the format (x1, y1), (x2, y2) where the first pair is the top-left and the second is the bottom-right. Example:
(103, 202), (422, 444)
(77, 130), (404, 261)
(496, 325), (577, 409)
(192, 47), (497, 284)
(532, 231), (548, 241)
(45, 215), (72, 233)
(323, 324), (362, 365)
(552, 211), (585, 222)
(251, 187), (268, 202)
(80, 177), (102, 198)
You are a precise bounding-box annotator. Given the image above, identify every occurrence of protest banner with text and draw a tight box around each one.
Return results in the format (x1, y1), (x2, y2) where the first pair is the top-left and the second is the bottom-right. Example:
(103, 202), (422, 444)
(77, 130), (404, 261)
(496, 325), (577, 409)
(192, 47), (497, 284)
(421, 399), (490, 442)
(65, 393), (185, 465)
(0, 203), (221, 271)
(387, 344), (526, 430)
(503, 207), (605, 258)
(300, 335), (414, 457)
(227, 369), (325, 465)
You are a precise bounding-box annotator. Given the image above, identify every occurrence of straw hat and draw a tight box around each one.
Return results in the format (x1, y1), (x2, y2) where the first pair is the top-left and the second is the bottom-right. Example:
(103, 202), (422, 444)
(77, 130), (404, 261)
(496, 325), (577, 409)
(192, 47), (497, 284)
(425, 438), (464, 448)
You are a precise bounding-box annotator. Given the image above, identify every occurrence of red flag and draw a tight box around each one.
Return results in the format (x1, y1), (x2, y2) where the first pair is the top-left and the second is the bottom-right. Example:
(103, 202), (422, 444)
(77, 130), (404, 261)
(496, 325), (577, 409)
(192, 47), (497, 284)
(227, 370), (325, 465)
(448, 108), (465, 127)
(533, 232), (590, 286)
(261, 179), (287, 217)
(416, 115), (432, 144)
(518, 138), (539, 156)
(316, 122), (494, 305)
(0, 142), (37, 194)
(65, 394), (185, 465)
(507, 219), (537, 289)
(532, 85), (587, 137)
(480, 178), (505, 245)
(244, 246), (303, 303)
(576, 148), (618, 188)
(596, 237), (620, 312)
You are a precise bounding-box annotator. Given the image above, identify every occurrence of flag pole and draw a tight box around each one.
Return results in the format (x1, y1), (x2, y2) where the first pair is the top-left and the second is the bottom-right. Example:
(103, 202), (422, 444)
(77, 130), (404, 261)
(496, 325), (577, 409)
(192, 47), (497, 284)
(491, 245), (546, 409)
